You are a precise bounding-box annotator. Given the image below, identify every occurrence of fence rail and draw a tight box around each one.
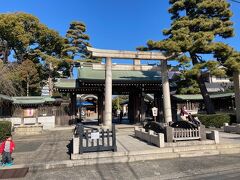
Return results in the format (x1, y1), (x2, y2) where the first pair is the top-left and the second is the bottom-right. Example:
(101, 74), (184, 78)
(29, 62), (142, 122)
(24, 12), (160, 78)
(77, 124), (117, 154)
(172, 127), (201, 141)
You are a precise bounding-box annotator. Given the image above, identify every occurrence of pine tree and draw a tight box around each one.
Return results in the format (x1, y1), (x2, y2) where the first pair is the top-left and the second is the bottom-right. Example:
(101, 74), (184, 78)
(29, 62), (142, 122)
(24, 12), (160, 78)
(62, 21), (91, 60)
(19, 60), (40, 96)
(139, 0), (234, 114)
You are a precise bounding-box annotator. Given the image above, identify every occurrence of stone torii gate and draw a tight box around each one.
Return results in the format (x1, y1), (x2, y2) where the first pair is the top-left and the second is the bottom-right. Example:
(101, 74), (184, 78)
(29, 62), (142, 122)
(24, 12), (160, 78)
(87, 47), (173, 127)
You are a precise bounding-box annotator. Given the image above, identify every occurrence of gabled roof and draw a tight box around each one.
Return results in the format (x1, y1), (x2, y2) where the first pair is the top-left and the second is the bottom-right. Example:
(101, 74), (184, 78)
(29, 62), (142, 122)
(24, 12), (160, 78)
(12, 96), (57, 105)
(205, 82), (233, 92)
(172, 93), (234, 101)
(0, 94), (13, 102)
(78, 67), (161, 81)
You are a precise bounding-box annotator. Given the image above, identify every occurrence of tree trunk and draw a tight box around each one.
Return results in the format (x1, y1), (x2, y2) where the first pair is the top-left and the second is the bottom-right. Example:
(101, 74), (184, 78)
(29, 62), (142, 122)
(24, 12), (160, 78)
(190, 53), (215, 114)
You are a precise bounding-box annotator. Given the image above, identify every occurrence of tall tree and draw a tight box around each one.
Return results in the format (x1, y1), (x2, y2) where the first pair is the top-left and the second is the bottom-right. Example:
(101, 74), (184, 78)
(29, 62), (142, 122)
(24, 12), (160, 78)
(62, 21), (91, 60)
(0, 61), (24, 96)
(60, 21), (91, 78)
(138, 0), (234, 114)
(0, 12), (64, 63)
(19, 60), (40, 96)
(0, 12), (66, 95)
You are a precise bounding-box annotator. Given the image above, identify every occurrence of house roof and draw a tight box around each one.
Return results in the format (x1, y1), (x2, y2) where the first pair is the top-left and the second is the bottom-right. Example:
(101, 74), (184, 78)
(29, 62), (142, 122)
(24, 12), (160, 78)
(12, 96), (57, 105)
(55, 79), (77, 89)
(205, 82), (233, 92)
(172, 93), (234, 101)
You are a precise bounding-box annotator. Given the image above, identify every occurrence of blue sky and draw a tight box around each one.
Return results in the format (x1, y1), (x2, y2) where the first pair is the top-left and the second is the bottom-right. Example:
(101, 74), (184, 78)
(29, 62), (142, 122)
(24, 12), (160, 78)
(1, 0), (240, 64)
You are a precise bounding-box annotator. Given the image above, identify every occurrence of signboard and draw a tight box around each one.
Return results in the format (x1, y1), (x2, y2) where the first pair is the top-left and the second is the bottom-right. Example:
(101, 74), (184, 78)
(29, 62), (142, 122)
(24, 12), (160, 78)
(24, 109), (36, 117)
(41, 85), (50, 96)
(152, 107), (158, 117)
(91, 132), (100, 140)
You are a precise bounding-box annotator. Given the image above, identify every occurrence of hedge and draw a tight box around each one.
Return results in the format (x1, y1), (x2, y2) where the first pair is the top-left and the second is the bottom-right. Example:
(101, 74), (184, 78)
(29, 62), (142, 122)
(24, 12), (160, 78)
(196, 114), (236, 128)
(0, 121), (12, 142)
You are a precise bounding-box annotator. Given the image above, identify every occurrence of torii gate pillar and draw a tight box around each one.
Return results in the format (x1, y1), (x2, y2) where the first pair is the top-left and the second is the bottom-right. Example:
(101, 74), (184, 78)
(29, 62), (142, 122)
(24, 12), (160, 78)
(161, 60), (172, 123)
(104, 57), (112, 127)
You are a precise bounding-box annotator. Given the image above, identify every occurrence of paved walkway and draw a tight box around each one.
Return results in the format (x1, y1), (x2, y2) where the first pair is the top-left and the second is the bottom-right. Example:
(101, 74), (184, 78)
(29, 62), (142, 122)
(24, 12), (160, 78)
(7, 125), (240, 167)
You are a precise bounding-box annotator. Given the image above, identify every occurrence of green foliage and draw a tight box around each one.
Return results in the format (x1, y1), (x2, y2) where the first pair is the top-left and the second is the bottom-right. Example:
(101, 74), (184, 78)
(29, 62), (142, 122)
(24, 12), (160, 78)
(139, 0), (236, 114)
(112, 96), (128, 111)
(0, 121), (11, 142)
(196, 113), (236, 128)
(143, 0), (235, 72)
(19, 60), (40, 95)
(62, 21), (91, 60)
(176, 78), (200, 94)
(224, 51), (240, 74)
(0, 12), (64, 63)
(0, 61), (25, 96)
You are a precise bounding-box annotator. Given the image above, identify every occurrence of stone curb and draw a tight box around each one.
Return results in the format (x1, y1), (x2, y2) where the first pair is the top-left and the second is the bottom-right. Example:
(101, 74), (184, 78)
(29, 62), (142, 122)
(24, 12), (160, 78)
(7, 143), (240, 172)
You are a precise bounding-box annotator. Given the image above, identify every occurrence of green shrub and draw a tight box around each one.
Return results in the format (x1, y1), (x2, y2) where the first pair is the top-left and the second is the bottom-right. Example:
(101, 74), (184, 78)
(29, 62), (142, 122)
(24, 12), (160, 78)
(196, 114), (236, 128)
(0, 121), (12, 142)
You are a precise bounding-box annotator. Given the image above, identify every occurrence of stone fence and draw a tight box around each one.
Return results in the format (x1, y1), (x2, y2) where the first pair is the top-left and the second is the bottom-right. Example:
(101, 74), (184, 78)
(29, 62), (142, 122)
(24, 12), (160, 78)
(134, 127), (165, 147)
(165, 125), (206, 142)
(134, 126), (219, 147)
(223, 123), (240, 134)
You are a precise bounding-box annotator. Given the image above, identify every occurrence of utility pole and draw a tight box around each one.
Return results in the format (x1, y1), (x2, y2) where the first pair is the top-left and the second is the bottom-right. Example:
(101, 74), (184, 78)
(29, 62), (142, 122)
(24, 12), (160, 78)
(48, 62), (53, 96)
(117, 96), (119, 110)
(27, 75), (29, 96)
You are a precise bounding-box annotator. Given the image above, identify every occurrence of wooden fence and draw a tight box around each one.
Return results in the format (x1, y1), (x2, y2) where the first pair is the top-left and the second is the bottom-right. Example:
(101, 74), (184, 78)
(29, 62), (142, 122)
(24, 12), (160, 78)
(76, 124), (117, 154)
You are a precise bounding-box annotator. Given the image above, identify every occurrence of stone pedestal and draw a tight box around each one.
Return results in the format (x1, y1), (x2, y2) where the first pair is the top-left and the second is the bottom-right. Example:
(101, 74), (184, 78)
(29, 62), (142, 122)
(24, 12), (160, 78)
(206, 130), (219, 144)
(72, 135), (79, 154)
(14, 124), (43, 135)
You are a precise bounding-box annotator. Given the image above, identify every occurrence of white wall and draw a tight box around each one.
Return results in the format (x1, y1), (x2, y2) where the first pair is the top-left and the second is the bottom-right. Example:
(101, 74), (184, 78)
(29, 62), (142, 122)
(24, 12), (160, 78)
(38, 116), (55, 130)
(0, 116), (55, 130)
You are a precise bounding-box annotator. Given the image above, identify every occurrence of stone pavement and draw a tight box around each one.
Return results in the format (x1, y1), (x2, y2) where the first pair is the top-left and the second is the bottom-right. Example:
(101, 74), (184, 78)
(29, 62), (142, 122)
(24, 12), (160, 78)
(3, 125), (240, 172)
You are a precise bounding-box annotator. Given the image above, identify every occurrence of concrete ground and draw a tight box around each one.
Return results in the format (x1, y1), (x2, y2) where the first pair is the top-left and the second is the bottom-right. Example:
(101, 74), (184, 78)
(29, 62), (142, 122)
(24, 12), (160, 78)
(14, 154), (240, 180)
(10, 124), (240, 166)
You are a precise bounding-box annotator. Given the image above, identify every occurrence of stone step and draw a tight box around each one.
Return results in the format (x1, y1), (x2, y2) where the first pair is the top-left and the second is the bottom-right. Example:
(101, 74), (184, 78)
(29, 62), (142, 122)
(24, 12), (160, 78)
(0, 165), (29, 179)
(173, 144), (217, 152)
(179, 149), (220, 158)
(219, 147), (240, 154)
(217, 143), (240, 149)
(13, 143), (240, 172)
(72, 143), (240, 160)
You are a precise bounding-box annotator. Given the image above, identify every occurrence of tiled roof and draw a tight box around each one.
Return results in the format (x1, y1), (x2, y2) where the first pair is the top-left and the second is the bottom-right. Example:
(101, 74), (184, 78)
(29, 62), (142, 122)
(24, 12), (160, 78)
(172, 93), (234, 101)
(12, 96), (57, 105)
(78, 67), (161, 81)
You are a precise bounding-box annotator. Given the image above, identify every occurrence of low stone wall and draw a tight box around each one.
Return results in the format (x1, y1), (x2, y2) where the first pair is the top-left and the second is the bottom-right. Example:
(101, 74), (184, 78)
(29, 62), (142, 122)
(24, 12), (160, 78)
(1, 116), (55, 130)
(38, 116), (55, 130)
(223, 123), (240, 134)
(134, 127), (165, 148)
(14, 124), (43, 135)
(206, 130), (220, 144)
